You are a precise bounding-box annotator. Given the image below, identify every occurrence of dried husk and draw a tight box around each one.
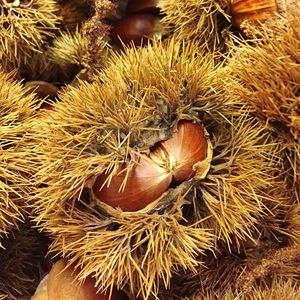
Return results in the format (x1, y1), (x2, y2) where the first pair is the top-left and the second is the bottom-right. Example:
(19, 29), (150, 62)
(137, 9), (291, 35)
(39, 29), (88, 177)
(47, 29), (90, 67)
(82, 0), (120, 72)
(30, 40), (283, 299)
(159, 180), (300, 299)
(187, 278), (300, 300)
(225, 16), (300, 201)
(18, 48), (84, 87)
(158, 0), (231, 52)
(0, 0), (61, 69)
(0, 70), (39, 240)
(0, 70), (45, 299)
(0, 223), (50, 300)
(46, 28), (111, 85)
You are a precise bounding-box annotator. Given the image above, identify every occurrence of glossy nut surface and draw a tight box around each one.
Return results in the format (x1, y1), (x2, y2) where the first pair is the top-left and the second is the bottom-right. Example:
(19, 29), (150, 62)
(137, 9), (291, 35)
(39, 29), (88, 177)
(156, 120), (207, 183)
(48, 259), (128, 300)
(93, 120), (208, 212)
(230, 0), (278, 28)
(126, 0), (159, 14)
(110, 13), (160, 47)
(93, 155), (172, 211)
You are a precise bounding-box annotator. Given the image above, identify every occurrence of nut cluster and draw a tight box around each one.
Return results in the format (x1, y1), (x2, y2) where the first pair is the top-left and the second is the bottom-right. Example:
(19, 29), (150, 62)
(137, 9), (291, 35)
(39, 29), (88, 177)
(93, 120), (208, 211)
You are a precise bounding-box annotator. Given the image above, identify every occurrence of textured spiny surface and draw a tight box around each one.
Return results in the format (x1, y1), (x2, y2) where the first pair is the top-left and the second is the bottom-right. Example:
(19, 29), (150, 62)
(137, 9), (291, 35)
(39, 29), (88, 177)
(160, 241), (300, 299)
(82, 0), (118, 71)
(0, 0), (61, 68)
(0, 224), (50, 300)
(0, 70), (38, 240)
(158, 0), (231, 52)
(31, 40), (283, 299)
(48, 29), (89, 66)
(191, 278), (300, 300)
(226, 17), (300, 201)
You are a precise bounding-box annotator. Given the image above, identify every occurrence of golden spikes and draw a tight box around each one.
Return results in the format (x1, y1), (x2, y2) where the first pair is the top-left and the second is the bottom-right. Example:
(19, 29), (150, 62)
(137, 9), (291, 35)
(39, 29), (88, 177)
(46, 28), (109, 80)
(191, 278), (300, 299)
(225, 17), (300, 201)
(29, 40), (221, 298)
(226, 17), (300, 140)
(0, 0), (61, 67)
(246, 279), (300, 300)
(29, 39), (284, 298)
(0, 70), (38, 238)
(48, 29), (89, 67)
(48, 211), (214, 299)
(197, 110), (283, 246)
(158, 0), (231, 51)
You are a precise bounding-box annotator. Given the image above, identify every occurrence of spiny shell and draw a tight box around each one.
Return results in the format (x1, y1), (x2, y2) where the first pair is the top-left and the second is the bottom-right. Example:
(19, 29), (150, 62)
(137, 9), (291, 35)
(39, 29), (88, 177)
(31, 39), (284, 299)
(0, 0), (61, 69)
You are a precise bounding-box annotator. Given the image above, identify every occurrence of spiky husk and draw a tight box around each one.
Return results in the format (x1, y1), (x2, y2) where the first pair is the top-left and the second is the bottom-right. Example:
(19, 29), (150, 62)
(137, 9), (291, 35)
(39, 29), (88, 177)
(256, 193), (300, 246)
(48, 29), (89, 67)
(237, 244), (300, 294)
(0, 0), (61, 69)
(43, 29), (108, 85)
(160, 239), (300, 299)
(225, 17), (300, 201)
(0, 223), (50, 300)
(159, 177), (300, 299)
(31, 40), (283, 298)
(189, 278), (300, 300)
(157, 244), (246, 299)
(0, 70), (39, 239)
(158, 0), (231, 52)
(19, 49), (82, 86)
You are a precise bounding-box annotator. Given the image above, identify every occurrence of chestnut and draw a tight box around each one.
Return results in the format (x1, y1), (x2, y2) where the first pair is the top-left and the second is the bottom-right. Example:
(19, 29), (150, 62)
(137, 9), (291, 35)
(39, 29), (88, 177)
(230, 0), (299, 29)
(110, 13), (160, 47)
(47, 259), (128, 300)
(126, 0), (159, 15)
(154, 120), (207, 184)
(92, 155), (172, 212)
(93, 120), (208, 212)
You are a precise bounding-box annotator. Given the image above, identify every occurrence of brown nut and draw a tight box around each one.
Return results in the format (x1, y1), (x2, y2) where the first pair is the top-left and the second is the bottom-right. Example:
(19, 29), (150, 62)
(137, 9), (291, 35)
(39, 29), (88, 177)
(230, 0), (300, 28)
(48, 259), (128, 300)
(126, 0), (159, 14)
(93, 120), (208, 211)
(110, 13), (161, 47)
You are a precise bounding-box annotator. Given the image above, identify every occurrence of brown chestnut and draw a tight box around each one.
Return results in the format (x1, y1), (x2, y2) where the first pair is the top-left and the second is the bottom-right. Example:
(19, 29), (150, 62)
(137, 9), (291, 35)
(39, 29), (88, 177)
(25, 81), (58, 99)
(93, 155), (172, 212)
(153, 120), (208, 184)
(230, 0), (299, 29)
(126, 0), (159, 14)
(93, 120), (208, 212)
(47, 259), (128, 300)
(110, 13), (160, 47)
